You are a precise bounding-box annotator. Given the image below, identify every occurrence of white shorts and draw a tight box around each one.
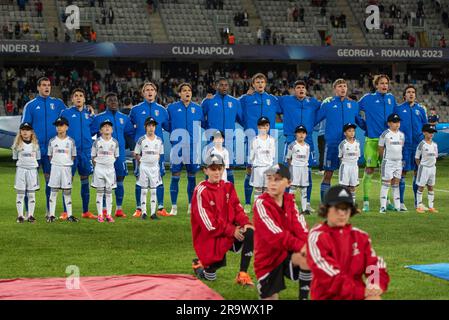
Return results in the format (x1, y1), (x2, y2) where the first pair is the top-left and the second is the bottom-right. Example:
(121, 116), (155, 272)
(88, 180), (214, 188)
(48, 165), (73, 189)
(338, 163), (359, 187)
(416, 165), (436, 187)
(381, 159), (402, 181)
(136, 164), (162, 189)
(250, 166), (270, 188)
(14, 167), (40, 191)
(91, 164), (117, 189)
(290, 166), (309, 187)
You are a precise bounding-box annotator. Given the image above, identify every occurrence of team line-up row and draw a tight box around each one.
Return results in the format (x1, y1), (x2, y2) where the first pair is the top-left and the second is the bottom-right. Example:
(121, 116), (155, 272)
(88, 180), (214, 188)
(13, 73), (438, 223)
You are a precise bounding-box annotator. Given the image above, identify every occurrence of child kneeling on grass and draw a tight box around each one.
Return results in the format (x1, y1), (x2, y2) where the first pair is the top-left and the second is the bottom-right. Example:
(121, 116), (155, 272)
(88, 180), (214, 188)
(253, 163), (311, 300)
(307, 185), (390, 300)
(191, 154), (255, 286)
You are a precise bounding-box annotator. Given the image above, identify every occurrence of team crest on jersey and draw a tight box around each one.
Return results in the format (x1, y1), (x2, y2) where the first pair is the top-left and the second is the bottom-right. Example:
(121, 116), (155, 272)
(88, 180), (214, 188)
(155, 110), (159, 117)
(119, 118), (124, 125)
(352, 243), (360, 256)
(266, 99), (271, 106)
(191, 108), (195, 114)
(347, 103), (352, 108)
(228, 102), (233, 108)
(415, 110), (420, 116)
(387, 98), (391, 104)
(85, 113), (89, 119)
(50, 103), (55, 110)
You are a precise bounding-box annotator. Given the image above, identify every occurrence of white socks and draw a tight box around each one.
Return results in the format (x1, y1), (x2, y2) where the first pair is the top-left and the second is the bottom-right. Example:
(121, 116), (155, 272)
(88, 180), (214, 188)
(380, 182), (389, 209)
(105, 189), (112, 217)
(28, 192), (36, 217)
(63, 190), (72, 217)
(49, 189), (58, 217)
(351, 192), (356, 204)
(16, 192), (25, 218)
(96, 190), (104, 217)
(392, 185), (400, 210)
(141, 188), (148, 215)
(150, 189), (157, 216)
(300, 187), (307, 213)
(428, 191), (434, 209)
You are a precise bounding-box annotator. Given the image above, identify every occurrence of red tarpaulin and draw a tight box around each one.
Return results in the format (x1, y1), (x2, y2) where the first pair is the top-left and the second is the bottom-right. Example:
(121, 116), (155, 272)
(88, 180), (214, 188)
(0, 274), (224, 300)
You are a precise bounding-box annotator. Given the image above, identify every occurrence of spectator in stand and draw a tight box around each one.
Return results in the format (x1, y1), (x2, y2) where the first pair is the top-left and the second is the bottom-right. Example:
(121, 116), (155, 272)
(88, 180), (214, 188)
(339, 13), (346, 28)
(408, 34), (416, 47)
(8, 23), (13, 40)
(36, 0), (43, 18)
(320, 6), (326, 17)
(76, 31), (83, 42)
(388, 25), (394, 39)
(218, 0), (223, 10)
(90, 29), (97, 42)
(18, 0), (26, 11)
(257, 27), (263, 45)
(428, 108), (440, 125)
(228, 33), (235, 45)
(396, 7), (401, 20)
(101, 8), (107, 25)
(53, 26), (58, 41)
(264, 27), (271, 45)
(33, 30), (41, 41)
(292, 6), (299, 22)
(442, 10), (449, 27)
(65, 31), (71, 42)
(99, 0), (104, 7)
(243, 11), (248, 26)
(325, 34), (332, 46)
(108, 7), (114, 24)
(90, 0), (95, 7)
(14, 21), (21, 39)
(299, 6), (305, 22)
(5, 100), (14, 115)
(439, 36), (446, 48)
(389, 4), (396, 18)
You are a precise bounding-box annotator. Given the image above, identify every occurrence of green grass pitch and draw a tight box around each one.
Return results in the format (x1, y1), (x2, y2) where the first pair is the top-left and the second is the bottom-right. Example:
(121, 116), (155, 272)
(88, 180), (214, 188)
(1, 148), (448, 300)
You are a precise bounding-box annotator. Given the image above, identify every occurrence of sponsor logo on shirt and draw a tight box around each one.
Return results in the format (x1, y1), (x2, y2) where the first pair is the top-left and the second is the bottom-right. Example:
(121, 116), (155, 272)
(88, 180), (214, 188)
(214, 103), (219, 107)
(141, 111), (146, 115)
(72, 114), (77, 118)
(36, 106), (41, 110)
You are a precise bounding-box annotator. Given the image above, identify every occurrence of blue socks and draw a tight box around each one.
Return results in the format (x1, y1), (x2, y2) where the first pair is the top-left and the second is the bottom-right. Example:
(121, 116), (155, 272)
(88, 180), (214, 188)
(320, 182), (331, 202)
(45, 179), (51, 212)
(307, 169), (312, 203)
(135, 184), (141, 208)
(412, 175), (418, 207)
(156, 183), (164, 208)
(244, 173), (253, 205)
(399, 177), (405, 203)
(227, 170), (234, 185)
(80, 178), (90, 213)
(187, 176), (196, 204)
(116, 180), (124, 207)
(170, 175), (180, 206)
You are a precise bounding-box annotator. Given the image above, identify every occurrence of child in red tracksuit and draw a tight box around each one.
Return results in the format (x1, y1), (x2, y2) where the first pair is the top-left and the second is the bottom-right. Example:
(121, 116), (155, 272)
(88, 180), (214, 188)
(191, 154), (255, 286)
(307, 185), (390, 300)
(253, 163), (311, 300)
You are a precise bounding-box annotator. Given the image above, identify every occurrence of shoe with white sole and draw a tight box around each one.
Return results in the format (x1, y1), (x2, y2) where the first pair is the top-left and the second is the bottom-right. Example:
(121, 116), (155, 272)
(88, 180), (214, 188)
(169, 206), (178, 216)
(306, 203), (315, 213)
(379, 207), (386, 214)
(400, 203), (408, 212)
(244, 204), (251, 214)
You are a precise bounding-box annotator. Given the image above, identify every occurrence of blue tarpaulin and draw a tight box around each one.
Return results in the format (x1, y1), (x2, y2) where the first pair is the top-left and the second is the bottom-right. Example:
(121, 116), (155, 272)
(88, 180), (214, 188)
(406, 263), (449, 282)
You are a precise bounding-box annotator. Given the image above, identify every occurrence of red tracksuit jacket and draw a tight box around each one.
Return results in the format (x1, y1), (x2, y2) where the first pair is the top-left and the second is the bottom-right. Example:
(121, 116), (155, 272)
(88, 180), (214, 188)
(253, 192), (309, 279)
(307, 223), (390, 300)
(191, 180), (251, 267)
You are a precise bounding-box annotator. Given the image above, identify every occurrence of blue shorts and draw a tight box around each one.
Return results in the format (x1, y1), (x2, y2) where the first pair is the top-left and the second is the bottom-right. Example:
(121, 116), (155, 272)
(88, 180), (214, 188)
(39, 155), (51, 175)
(403, 147), (417, 172)
(170, 163), (201, 174)
(324, 143), (340, 171)
(72, 152), (93, 177)
(133, 158), (165, 177)
(114, 157), (129, 177)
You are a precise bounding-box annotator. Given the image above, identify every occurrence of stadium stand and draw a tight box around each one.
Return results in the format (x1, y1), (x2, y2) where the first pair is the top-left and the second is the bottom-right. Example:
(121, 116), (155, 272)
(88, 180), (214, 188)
(352, 0), (447, 48)
(54, 0), (153, 43)
(0, 0), (48, 41)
